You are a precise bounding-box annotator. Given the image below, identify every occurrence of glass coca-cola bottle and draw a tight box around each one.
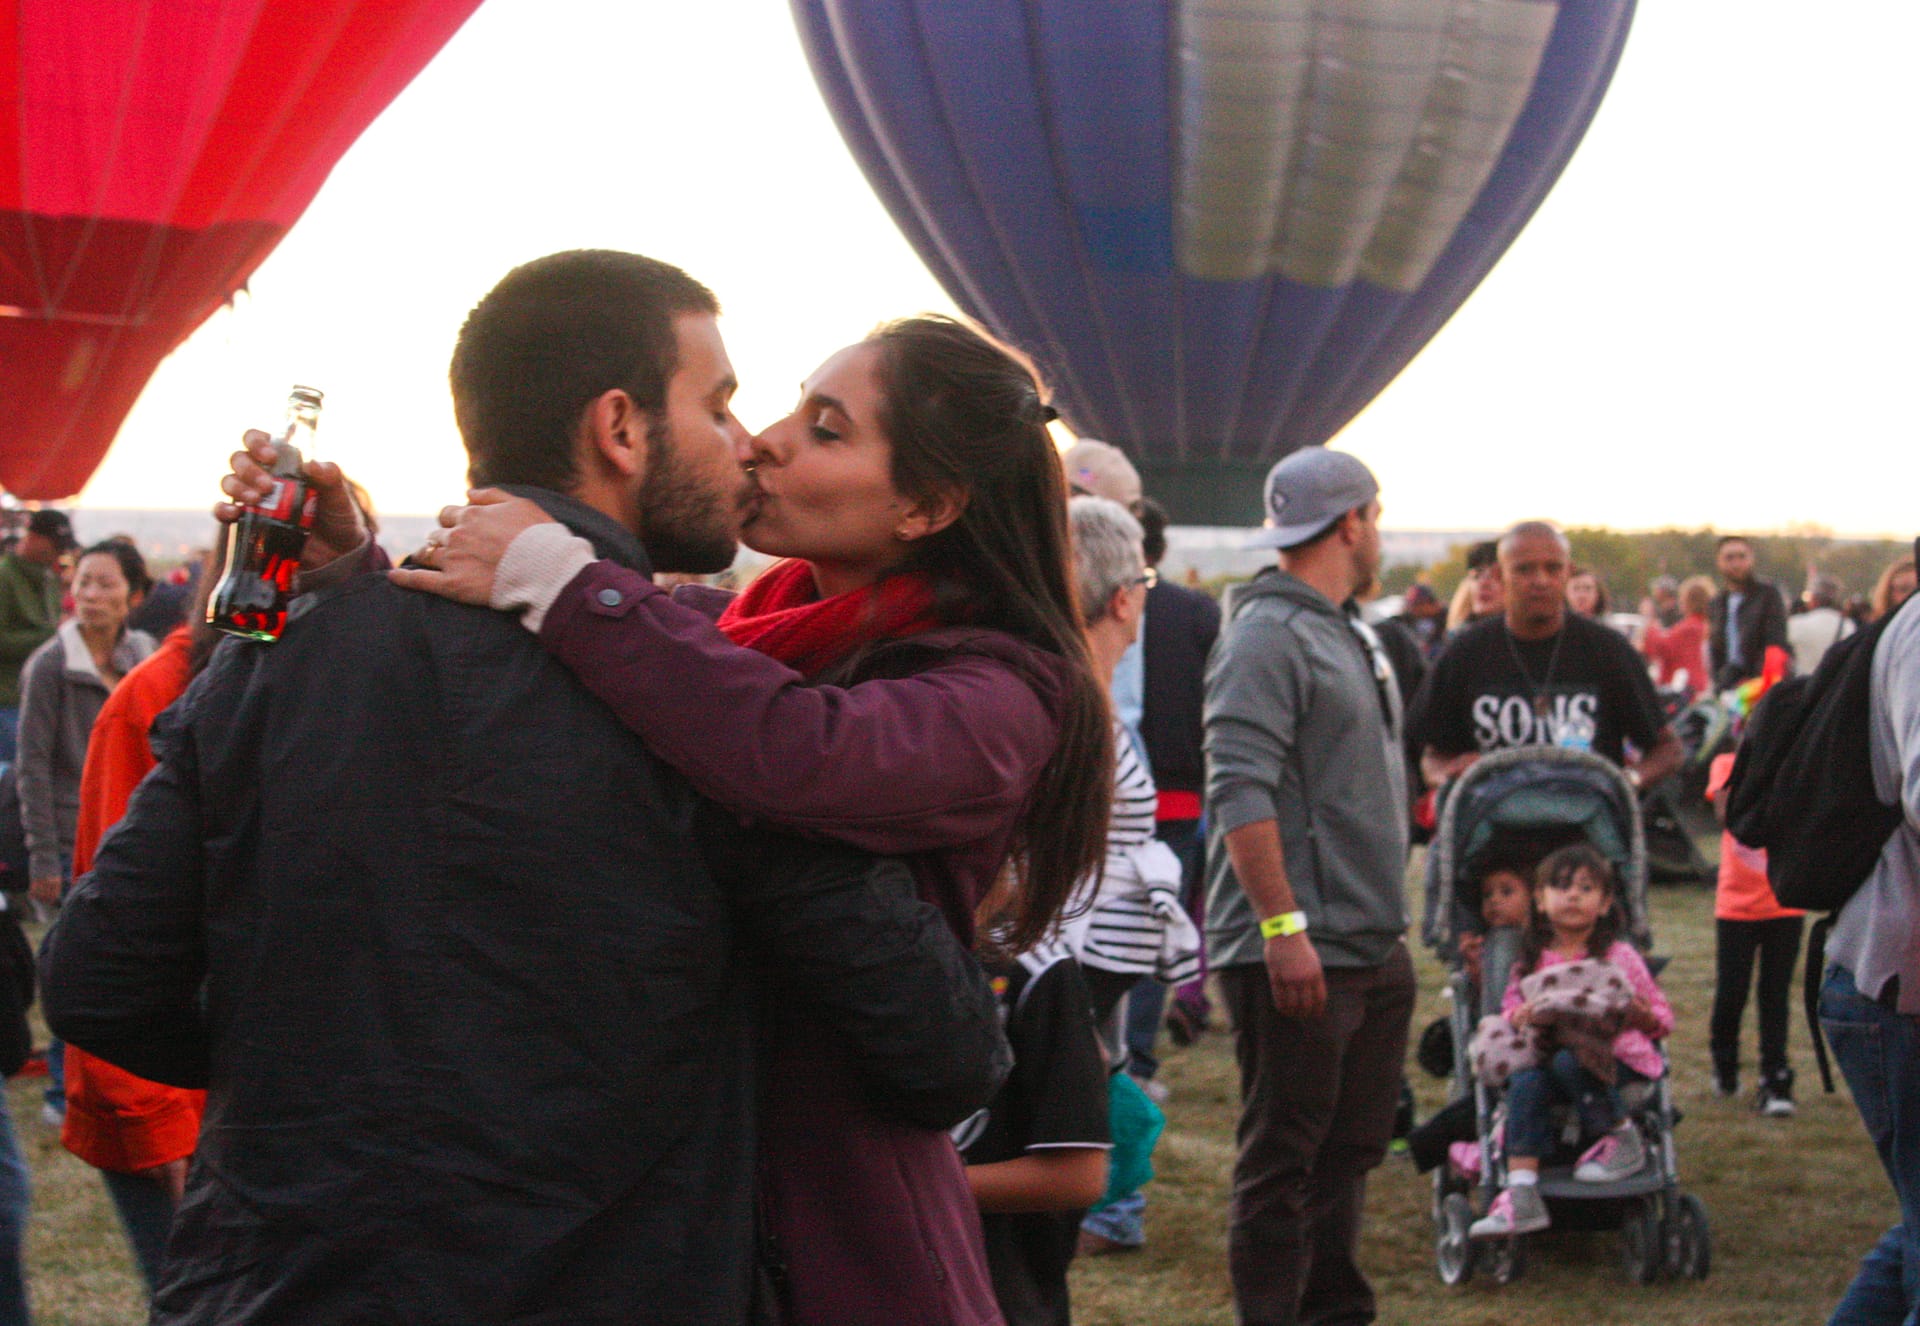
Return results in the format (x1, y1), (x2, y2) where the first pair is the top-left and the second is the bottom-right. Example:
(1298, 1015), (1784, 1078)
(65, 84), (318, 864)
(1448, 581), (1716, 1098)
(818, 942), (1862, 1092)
(207, 385), (323, 640)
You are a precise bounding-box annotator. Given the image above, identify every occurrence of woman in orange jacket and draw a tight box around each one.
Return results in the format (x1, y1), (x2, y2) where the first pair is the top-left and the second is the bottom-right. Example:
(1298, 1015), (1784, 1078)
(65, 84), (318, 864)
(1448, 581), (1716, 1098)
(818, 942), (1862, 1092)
(63, 562), (219, 1296)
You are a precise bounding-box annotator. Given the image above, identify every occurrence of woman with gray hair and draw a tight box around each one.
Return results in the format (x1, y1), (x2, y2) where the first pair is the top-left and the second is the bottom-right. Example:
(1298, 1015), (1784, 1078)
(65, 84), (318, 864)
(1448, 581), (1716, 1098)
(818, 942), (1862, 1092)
(1061, 496), (1202, 1025)
(1061, 496), (1202, 1257)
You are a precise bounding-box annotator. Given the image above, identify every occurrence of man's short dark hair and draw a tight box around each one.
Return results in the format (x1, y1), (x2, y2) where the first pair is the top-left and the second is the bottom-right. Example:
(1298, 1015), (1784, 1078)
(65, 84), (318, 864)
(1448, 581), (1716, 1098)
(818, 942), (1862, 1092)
(450, 251), (719, 491)
(1138, 496), (1170, 567)
(1717, 534), (1752, 552)
(1465, 540), (1499, 572)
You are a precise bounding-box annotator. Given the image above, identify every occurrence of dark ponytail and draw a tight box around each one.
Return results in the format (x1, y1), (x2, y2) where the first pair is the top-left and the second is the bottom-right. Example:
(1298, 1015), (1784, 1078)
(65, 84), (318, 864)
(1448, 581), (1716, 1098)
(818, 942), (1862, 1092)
(866, 315), (1112, 954)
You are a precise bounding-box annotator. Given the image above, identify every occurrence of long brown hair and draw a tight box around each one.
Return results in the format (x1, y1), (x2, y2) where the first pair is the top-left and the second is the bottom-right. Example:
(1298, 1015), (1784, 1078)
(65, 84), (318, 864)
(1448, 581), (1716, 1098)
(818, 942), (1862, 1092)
(1519, 842), (1624, 971)
(1567, 564), (1610, 616)
(864, 315), (1111, 953)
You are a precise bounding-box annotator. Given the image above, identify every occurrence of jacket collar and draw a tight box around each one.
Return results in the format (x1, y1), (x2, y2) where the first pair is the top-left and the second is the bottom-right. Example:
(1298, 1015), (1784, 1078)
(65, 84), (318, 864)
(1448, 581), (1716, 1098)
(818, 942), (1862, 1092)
(1235, 565), (1342, 620)
(56, 619), (103, 686)
(497, 485), (652, 577)
(55, 619), (148, 687)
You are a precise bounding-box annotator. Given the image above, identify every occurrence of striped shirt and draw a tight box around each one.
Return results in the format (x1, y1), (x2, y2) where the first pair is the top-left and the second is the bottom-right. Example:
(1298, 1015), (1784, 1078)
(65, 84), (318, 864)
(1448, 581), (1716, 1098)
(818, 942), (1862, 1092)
(1109, 724), (1157, 850)
(1058, 722), (1202, 983)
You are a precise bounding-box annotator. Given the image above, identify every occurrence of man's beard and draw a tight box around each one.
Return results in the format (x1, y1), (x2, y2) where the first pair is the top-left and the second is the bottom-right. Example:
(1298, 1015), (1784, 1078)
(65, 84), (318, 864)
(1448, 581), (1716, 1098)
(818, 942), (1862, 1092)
(636, 428), (740, 575)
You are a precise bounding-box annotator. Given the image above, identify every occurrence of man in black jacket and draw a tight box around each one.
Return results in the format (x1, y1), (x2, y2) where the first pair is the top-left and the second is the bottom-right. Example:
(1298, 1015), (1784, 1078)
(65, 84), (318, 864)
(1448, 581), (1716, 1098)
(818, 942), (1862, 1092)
(40, 251), (1007, 1325)
(1708, 534), (1789, 690)
(1130, 499), (1221, 1055)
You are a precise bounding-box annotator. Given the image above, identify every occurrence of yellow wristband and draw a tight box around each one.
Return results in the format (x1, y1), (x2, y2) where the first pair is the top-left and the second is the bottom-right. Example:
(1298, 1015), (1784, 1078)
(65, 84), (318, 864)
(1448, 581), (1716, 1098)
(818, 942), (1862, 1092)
(1259, 911), (1309, 939)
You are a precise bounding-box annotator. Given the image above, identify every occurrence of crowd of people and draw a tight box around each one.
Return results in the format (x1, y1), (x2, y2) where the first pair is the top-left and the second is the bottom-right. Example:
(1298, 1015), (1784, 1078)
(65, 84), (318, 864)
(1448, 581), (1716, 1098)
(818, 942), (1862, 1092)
(0, 511), (212, 1317)
(0, 246), (1909, 1326)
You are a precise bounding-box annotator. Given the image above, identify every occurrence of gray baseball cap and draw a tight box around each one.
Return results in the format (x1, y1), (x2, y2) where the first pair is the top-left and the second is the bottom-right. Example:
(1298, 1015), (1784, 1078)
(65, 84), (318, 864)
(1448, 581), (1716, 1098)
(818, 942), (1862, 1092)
(1244, 447), (1379, 550)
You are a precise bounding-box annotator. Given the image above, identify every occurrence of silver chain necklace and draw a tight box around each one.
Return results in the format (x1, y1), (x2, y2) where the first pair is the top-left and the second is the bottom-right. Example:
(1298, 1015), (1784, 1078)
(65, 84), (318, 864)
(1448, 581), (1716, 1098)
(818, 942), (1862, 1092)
(1503, 620), (1567, 722)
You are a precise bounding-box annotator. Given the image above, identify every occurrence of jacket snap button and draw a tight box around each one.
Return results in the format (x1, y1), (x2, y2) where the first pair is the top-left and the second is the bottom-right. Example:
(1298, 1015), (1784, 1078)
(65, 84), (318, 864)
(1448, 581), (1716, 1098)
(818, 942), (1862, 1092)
(597, 588), (623, 607)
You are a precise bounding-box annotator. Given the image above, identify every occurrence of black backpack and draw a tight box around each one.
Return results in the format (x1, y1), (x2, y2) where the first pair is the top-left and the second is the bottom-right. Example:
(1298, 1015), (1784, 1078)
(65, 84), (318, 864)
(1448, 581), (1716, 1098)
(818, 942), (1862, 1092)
(1725, 605), (1906, 911)
(1726, 553), (1917, 1089)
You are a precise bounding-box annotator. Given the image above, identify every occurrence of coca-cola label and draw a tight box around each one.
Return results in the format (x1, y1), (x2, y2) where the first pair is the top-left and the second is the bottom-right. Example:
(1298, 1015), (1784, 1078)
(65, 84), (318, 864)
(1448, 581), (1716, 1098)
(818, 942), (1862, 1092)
(258, 477), (302, 523)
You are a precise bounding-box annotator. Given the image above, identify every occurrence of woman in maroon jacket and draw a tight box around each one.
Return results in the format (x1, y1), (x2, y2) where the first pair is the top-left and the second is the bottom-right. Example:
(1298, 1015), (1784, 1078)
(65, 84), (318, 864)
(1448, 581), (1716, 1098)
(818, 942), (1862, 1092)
(396, 316), (1112, 1326)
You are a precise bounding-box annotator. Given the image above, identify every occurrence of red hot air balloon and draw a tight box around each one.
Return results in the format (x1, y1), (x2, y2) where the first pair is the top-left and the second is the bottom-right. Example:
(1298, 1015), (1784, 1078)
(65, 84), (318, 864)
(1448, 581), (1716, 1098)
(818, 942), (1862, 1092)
(0, 0), (483, 499)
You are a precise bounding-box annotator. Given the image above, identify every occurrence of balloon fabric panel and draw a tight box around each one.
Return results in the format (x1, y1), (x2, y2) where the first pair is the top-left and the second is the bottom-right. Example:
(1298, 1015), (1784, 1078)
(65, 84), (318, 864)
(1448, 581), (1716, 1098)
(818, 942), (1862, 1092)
(0, 0), (483, 499)
(792, 0), (1634, 522)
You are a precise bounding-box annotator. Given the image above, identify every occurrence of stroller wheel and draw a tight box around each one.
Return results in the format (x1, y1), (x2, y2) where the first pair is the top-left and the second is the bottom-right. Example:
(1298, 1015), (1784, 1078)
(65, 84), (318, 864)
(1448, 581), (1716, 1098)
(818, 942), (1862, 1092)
(1664, 1192), (1712, 1281)
(1435, 1193), (1475, 1285)
(1621, 1199), (1662, 1285)
(1487, 1235), (1525, 1286)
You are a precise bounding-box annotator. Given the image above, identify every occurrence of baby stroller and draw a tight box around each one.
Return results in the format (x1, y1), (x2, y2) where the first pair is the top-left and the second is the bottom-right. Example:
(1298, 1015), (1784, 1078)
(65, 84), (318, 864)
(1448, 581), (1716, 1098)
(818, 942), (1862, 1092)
(1422, 746), (1711, 1286)
(1640, 688), (1732, 883)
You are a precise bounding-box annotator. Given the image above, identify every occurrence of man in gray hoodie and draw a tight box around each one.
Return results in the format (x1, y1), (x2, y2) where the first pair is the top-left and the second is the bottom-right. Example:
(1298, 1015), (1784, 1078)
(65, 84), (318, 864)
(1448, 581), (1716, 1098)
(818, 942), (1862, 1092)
(1204, 447), (1414, 1326)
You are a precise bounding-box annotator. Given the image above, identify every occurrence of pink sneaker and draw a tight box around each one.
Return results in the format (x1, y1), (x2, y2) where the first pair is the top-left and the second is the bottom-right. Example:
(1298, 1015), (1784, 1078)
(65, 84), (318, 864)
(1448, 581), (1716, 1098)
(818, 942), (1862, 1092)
(1469, 1184), (1549, 1238)
(1573, 1124), (1646, 1182)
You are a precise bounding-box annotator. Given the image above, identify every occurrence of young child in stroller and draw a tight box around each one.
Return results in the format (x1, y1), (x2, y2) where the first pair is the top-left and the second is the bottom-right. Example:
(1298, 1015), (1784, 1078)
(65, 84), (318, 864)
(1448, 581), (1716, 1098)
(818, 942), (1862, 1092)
(1469, 844), (1675, 1239)
(1458, 861), (1533, 990)
(1405, 855), (1537, 1175)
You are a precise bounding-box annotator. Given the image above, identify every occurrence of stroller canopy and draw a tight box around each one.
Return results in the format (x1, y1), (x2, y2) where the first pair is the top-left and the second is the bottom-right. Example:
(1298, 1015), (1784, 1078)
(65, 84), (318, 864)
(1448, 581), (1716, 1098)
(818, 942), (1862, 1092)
(1425, 746), (1651, 953)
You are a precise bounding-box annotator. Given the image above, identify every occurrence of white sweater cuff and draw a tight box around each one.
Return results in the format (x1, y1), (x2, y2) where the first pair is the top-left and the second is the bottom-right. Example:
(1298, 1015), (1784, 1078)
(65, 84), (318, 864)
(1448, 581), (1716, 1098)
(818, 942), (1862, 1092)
(491, 522), (596, 633)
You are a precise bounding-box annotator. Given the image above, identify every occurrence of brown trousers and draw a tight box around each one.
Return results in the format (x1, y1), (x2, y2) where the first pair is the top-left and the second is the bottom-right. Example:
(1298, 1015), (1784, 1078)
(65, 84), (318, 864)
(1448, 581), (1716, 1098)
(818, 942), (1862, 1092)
(1218, 943), (1416, 1326)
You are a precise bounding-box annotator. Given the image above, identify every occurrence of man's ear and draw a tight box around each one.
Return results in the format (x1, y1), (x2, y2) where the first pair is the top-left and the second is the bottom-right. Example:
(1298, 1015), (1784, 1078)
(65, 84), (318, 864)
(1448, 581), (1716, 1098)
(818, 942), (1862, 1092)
(582, 389), (650, 481)
(895, 485), (969, 543)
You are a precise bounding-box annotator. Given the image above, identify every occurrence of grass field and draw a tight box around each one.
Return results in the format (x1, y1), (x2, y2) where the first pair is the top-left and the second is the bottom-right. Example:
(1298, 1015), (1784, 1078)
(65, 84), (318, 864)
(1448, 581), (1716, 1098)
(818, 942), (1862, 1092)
(7, 879), (1896, 1324)
(1070, 879), (1894, 1325)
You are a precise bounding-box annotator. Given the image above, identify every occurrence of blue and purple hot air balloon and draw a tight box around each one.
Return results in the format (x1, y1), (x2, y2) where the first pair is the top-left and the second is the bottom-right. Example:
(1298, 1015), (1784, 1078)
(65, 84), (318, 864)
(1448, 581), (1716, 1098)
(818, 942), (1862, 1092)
(794, 0), (1635, 522)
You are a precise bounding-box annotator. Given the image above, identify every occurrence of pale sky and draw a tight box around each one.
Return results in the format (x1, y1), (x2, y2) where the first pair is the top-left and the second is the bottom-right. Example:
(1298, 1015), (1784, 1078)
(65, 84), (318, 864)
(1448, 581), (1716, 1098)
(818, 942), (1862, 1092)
(75, 1), (1919, 536)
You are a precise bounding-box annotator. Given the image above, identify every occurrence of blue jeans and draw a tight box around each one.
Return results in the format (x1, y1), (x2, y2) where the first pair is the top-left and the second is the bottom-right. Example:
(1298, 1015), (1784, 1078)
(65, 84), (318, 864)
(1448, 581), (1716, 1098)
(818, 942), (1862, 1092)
(1125, 979), (1167, 1080)
(44, 1039), (63, 1114)
(43, 853), (69, 1115)
(1823, 964), (1920, 1326)
(1081, 1189), (1145, 1247)
(0, 1096), (30, 1325)
(102, 1169), (177, 1296)
(1503, 1049), (1645, 1160)
(0, 708), (17, 765)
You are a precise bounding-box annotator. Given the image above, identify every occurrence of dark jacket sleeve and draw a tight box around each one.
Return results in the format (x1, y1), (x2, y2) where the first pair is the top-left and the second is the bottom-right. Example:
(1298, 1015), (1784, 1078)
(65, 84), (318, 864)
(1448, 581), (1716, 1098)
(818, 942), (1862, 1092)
(539, 562), (1057, 856)
(700, 810), (1010, 1130)
(1707, 595), (1728, 680)
(1758, 584), (1789, 660)
(38, 694), (212, 1089)
(0, 915), (34, 1077)
(291, 535), (393, 596)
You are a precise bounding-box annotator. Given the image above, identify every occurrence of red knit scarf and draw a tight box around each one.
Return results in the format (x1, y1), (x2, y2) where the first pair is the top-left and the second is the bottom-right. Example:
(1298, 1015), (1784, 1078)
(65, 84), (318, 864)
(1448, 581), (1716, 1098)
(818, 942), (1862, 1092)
(716, 558), (942, 677)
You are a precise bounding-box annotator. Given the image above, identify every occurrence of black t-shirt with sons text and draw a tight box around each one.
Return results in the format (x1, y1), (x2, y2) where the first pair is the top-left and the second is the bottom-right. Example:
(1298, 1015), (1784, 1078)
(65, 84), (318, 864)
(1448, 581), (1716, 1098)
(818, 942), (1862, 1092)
(1407, 614), (1665, 767)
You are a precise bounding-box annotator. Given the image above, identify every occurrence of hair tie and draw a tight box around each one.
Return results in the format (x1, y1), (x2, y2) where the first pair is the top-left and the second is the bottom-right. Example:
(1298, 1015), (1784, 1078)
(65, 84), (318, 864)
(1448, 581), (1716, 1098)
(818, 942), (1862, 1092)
(1037, 404), (1059, 425)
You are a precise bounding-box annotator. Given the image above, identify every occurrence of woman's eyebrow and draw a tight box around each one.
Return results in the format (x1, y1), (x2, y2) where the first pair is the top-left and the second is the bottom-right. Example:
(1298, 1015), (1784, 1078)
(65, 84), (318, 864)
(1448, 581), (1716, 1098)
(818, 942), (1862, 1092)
(800, 390), (850, 418)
